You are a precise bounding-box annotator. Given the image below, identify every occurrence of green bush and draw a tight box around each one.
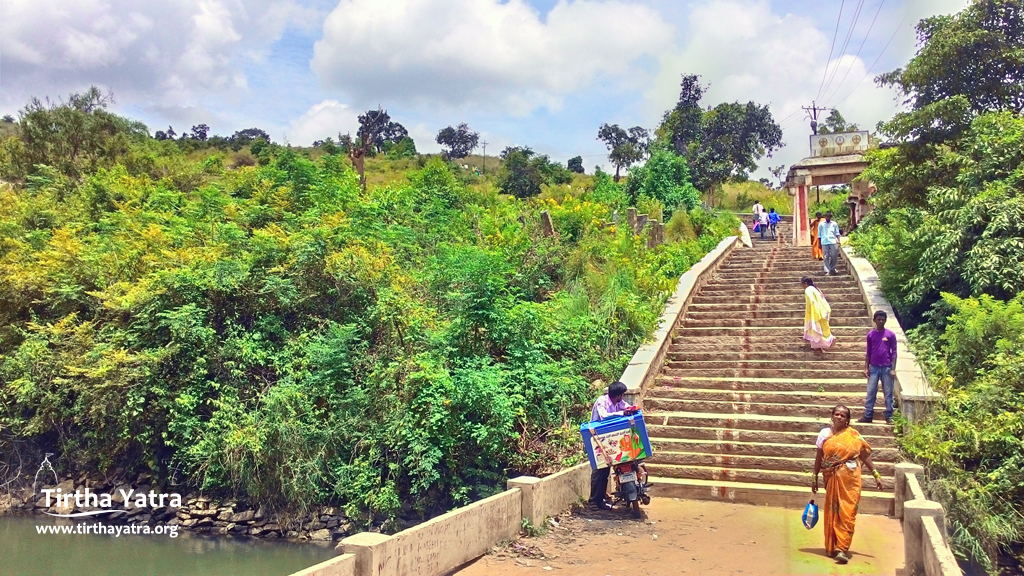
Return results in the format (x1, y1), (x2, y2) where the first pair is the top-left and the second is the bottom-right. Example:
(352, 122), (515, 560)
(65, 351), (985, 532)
(0, 126), (735, 525)
(899, 293), (1024, 571)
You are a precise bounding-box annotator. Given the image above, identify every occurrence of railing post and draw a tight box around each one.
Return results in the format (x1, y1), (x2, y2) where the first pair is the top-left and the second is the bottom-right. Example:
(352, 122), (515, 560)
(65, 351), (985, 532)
(904, 499), (945, 576)
(894, 462), (925, 520)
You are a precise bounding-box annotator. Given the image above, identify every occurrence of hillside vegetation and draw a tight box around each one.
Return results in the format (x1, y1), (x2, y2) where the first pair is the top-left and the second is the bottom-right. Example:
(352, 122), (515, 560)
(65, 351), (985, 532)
(850, 1), (1024, 572)
(0, 93), (736, 526)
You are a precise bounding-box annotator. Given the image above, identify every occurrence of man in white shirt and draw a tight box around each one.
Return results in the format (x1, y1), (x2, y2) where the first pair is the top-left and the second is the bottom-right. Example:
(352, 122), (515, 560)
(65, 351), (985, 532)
(818, 211), (841, 275)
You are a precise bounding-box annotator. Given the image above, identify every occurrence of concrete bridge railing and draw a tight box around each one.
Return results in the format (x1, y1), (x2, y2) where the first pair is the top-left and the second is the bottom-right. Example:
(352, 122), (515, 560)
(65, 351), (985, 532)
(895, 463), (963, 576)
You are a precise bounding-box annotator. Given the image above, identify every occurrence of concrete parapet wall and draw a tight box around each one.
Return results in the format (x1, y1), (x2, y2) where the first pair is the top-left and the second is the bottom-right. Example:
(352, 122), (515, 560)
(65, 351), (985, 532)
(507, 463), (589, 527)
(840, 243), (940, 423)
(288, 554), (357, 576)
(923, 516), (962, 576)
(895, 463), (963, 576)
(620, 235), (739, 404)
(340, 489), (521, 576)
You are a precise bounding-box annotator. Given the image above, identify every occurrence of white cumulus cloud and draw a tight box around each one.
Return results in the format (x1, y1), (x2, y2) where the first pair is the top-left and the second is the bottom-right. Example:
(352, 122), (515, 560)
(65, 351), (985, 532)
(311, 0), (675, 114)
(287, 99), (360, 146)
(0, 0), (320, 117)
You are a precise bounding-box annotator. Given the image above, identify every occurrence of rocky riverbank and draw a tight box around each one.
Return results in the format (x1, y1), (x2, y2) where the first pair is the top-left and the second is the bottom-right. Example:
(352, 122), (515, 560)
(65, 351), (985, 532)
(0, 473), (355, 542)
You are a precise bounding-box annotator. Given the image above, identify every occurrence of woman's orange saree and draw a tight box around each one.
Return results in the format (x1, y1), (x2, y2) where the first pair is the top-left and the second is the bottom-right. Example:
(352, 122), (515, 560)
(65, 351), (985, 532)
(810, 218), (823, 260)
(821, 427), (871, 555)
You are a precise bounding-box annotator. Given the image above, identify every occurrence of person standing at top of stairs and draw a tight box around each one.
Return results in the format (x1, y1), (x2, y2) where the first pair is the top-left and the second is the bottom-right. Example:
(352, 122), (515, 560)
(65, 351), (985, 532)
(818, 212), (841, 275)
(768, 209), (780, 240)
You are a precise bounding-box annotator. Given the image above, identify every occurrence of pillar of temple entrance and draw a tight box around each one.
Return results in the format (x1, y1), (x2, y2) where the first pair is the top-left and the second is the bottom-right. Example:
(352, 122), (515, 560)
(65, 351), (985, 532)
(791, 182), (811, 247)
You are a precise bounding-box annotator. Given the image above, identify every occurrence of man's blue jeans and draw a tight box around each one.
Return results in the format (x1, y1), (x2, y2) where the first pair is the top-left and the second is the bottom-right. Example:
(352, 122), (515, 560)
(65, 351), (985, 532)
(865, 365), (894, 420)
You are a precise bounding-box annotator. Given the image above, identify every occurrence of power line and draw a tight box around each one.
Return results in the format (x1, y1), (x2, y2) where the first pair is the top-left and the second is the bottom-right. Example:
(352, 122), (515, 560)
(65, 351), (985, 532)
(823, 0), (887, 107)
(820, 0), (867, 102)
(828, 8), (909, 110)
(816, 0), (847, 101)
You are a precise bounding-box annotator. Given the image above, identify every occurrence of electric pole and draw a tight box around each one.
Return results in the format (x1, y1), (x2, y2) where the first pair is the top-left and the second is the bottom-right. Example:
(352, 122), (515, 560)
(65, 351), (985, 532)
(802, 101), (831, 135)
(480, 140), (488, 175)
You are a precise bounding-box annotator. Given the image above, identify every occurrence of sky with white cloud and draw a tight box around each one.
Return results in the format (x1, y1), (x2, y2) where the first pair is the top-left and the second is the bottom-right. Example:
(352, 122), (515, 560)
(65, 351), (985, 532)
(0, 0), (970, 179)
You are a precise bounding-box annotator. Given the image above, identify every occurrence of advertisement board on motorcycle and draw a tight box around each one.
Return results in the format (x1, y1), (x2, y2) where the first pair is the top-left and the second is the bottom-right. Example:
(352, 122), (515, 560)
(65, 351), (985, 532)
(579, 412), (654, 470)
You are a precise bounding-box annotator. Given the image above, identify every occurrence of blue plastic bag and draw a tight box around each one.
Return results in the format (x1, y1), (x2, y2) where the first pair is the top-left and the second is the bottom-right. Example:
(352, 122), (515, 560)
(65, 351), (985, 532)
(802, 499), (819, 529)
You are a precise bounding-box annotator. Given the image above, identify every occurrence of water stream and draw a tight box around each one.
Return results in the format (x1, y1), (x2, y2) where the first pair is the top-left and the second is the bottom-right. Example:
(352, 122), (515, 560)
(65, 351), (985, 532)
(0, 515), (337, 576)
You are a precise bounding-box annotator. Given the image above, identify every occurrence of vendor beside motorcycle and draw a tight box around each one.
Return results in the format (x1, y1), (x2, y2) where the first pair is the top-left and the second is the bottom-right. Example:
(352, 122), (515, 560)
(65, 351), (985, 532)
(588, 381), (638, 510)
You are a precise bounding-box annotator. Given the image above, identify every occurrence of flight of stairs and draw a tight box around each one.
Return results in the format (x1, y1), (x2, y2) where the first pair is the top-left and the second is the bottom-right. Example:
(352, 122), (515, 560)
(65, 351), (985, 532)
(643, 215), (896, 514)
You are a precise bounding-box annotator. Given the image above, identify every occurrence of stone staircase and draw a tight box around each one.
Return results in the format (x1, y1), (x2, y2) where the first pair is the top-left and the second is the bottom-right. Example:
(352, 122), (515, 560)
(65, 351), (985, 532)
(643, 215), (896, 514)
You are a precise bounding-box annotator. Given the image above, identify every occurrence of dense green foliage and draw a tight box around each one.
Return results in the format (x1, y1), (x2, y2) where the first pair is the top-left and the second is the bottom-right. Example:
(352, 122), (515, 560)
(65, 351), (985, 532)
(899, 295), (1024, 571)
(496, 147), (572, 198)
(0, 92), (737, 526)
(624, 147), (701, 219)
(851, 1), (1024, 571)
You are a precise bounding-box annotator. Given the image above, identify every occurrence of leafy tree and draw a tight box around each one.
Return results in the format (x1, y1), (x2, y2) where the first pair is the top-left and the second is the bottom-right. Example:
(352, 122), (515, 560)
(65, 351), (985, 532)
(1, 115), (14, 123)
(816, 109), (858, 134)
(386, 136), (417, 158)
(1, 86), (148, 181)
(567, 156), (584, 174)
(436, 123), (480, 159)
(597, 124), (648, 182)
(155, 126), (176, 141)
(624, 147), (701, 218)
(656, 74), (783, 205)
(230, 128), (272, 151)
(868, 0), (1024, 209)
(497, 146), (544, 198)
(373, 120), (408, 154)
(189, 124), (210, 142)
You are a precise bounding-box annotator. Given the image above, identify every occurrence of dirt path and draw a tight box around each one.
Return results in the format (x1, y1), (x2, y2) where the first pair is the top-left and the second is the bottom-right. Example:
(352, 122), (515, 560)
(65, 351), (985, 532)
(453, 498), (904, 576)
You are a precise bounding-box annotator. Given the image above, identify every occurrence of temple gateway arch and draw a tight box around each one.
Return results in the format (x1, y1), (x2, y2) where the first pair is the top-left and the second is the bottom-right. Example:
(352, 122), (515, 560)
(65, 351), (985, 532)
(783, 131), (874, 246)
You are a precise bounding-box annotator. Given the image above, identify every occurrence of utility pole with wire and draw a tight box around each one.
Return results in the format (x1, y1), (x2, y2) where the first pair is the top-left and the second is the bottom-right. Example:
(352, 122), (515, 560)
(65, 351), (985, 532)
(480, 140), (488, 175)
(802, 101), (831, 135)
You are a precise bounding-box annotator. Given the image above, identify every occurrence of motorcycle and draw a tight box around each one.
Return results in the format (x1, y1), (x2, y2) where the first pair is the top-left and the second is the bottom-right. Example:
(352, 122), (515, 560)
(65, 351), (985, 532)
(612, 455), (651, 518)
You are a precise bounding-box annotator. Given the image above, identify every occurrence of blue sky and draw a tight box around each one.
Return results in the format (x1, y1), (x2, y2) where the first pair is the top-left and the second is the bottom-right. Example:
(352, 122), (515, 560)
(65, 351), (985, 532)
(1, 0), (969, 178)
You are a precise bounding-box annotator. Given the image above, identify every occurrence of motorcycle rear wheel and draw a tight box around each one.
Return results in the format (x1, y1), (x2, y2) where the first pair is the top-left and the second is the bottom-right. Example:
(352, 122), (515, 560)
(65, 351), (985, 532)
(630, 500), (641, 519)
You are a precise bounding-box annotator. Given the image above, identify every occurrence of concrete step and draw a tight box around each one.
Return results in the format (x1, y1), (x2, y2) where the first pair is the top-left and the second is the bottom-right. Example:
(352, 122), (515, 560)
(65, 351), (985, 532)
(690, 294), (861, 305)
(664, 359), (865, 370)
(669, 342), (867, 355)
(648, 438), (898, 461)
(643, 412), (894, 436)
(645, 424), (896, 448)
(707, 279), (858, 289)
(646, 476), (894, 515)
(662, 367), (866, 379)
(666, 350), (864, 361)
(645, 397), (870, 417)
(684, 309), (868, 321)
(673, 326), (868, 338)
(713, 268), (850, 277)
(654, 376), (870, 393)
(644, 463), (895, 491)
(681, 317), (871, 328)
(686, 302), (867, 312)
(646, 451), (897, 476)
(646, 387), (883, 407)
(699, 284), (862, 295)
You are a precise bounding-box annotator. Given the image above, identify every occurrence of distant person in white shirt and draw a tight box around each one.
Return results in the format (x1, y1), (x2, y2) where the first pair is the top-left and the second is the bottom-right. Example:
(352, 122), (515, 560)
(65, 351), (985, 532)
(818, 211), (842, 275)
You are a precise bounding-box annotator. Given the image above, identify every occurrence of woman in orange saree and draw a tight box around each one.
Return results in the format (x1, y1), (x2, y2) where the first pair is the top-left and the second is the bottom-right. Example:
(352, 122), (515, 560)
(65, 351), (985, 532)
(810, 212), (824, 260)
(812, 405), (884, 564)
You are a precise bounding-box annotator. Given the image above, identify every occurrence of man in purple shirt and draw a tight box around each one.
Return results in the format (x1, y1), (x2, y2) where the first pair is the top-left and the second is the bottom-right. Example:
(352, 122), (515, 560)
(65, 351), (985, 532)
(858, 310), (898, 424)
(588, 381), (634, 509)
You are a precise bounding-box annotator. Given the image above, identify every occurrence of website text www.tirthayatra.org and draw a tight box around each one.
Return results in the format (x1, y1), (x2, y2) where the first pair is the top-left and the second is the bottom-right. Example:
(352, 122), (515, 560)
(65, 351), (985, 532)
(35, 522), (179, 538)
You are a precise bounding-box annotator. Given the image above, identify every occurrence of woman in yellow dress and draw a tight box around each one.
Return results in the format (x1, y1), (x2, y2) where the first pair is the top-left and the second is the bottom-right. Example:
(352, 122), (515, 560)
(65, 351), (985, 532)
(812, 405), (885, 564)
(802, 277), (834, 352)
